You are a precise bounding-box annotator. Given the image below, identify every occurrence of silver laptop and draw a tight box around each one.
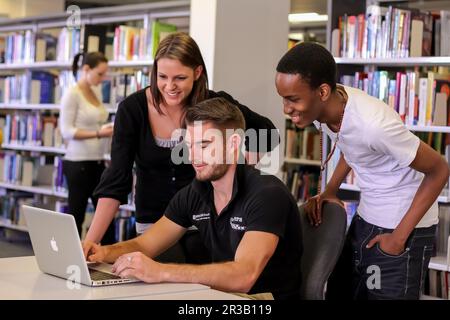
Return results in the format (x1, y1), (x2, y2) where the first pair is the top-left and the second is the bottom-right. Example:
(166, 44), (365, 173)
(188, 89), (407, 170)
(22, 205), (138, 286)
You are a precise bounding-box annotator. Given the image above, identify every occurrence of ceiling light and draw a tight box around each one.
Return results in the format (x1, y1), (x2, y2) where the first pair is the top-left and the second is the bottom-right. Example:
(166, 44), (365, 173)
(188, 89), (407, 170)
(288, 12), (328, 23)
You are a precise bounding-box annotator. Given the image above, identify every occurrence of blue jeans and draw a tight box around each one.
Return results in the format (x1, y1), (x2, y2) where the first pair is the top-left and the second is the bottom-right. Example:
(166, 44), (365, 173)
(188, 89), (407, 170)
(327, 214), (437, 300)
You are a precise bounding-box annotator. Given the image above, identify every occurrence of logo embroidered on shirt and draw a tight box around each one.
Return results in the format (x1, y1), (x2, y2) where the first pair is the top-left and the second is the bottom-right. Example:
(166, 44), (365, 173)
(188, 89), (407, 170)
(192, 213), (210, 221)
(230, 216), (246, 231)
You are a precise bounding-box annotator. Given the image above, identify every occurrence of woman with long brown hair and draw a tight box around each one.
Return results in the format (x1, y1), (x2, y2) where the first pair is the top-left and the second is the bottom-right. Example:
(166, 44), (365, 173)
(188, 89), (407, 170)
(84, 33), (277, 262)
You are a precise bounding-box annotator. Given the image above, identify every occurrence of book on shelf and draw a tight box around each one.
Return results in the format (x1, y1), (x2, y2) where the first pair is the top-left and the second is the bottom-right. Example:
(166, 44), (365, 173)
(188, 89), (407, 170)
(340, 68), (450, 127)
(3, 30), (36, 64)
(2, 112), (62, 148)
(103, 71), (150, 105)
(113, 25), (151, 62)
(150, 21), (177, 58)
(2, 153), (57, 188)
(333, 5), (450, 59)
(285, 120), (321, 161)
(0, 70), (58, 105)
(441, 11), (450, 57)
(82, 25), (108, 53)
(436, 204), (450, 258)
(56, 27), (81, 62)
(35, 33), (58, 62)
(53, 156), (67, 194)
(282, 165), (319, 203)
(0, 190), (35, 227)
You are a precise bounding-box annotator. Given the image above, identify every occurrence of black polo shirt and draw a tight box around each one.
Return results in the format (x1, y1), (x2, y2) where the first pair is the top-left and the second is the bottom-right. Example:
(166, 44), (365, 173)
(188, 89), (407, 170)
(164, 164), (302, 300)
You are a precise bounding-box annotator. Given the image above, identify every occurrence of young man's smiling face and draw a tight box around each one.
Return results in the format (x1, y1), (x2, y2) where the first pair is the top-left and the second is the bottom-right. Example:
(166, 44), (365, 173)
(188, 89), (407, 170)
(185, 121), (230, 182)
(275, 72), (322, 128)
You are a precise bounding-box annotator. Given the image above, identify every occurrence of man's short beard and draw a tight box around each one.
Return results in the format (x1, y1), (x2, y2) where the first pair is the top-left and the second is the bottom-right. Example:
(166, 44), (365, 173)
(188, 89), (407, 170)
(196, 164), (229, 182)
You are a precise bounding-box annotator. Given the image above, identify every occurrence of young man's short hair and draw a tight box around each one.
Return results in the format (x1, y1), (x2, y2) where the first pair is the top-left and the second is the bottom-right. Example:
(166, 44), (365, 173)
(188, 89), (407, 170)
(276, 41), (337, 91)
(185, 97), (246, 132)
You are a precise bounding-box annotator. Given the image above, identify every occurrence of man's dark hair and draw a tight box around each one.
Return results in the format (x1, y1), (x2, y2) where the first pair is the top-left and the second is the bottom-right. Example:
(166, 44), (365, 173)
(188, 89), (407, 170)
(276, 42), (337, 91)
(185, 97), (245, 131)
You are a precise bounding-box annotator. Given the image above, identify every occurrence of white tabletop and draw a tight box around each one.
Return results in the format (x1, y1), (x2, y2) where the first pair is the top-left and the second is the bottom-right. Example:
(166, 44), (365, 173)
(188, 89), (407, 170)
(114, 289), (248, 300)
(0, 256), (211, 300)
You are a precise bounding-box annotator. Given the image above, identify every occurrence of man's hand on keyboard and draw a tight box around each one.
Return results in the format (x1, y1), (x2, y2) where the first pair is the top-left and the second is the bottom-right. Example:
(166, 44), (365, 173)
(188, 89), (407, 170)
(112, 252), (162, 282)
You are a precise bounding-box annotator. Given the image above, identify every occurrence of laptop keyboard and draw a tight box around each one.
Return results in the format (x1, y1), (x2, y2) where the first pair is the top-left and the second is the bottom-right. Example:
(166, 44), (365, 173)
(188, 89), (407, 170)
(89, 269), (121, 281)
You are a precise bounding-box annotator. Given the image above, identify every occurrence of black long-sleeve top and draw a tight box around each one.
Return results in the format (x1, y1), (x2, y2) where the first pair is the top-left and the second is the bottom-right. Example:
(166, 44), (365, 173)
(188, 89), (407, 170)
(94, 87), (279, 223)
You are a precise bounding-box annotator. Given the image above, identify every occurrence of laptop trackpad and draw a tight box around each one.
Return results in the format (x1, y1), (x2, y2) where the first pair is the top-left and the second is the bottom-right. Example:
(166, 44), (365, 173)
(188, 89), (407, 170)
(88, 262), (115, 274)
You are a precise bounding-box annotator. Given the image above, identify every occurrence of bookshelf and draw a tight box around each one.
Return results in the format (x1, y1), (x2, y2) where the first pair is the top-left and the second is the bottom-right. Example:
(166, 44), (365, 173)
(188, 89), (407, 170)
(1, 143), (66, 154)
(282, 118), (322, 204)
(0, 103), (117, 113)
(326, 0), (450, 200)
(0, 60), (154, 70)
(326, 0), (450, 296)
(0, 2), (188, 233)
(335, 56), (450, 66)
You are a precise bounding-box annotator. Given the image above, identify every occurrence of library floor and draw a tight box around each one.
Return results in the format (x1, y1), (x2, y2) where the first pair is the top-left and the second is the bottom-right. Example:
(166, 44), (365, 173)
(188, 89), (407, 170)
(0, 229), (34, 258)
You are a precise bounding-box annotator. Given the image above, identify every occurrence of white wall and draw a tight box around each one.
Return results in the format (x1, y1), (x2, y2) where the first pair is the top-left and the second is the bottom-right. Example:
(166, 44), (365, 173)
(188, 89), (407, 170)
(190, 0), (290, 174)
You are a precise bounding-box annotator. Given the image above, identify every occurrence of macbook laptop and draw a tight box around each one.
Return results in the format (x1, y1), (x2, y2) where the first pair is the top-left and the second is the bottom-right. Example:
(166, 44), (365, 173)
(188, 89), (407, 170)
(22, 205), (138, 286)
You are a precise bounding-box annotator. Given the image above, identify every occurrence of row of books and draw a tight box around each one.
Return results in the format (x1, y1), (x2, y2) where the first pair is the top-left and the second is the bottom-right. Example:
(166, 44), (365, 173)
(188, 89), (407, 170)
(0, 71), (59, 105)
(2, 30), (37, 64)
(0, 190), (69, 227)
(281, 166), (319, 204)
(0, 20), (178, 65)
(415, 132), (449, 158)
(332, 5), (450, 59)
(0, 191), (35, 227)
(0, 153), (54, 187)
(326, 147), (356, 186)
(1, 28), (81, 64)
(2, 113), (62, 148)
(340, 69), (450, 127)
(0, 70), (149, 107)
(285, 121), (321, 160)
(436, 204), (450, 257)
(429, 204), (450, 299)
(0, 186), (135, 241)
(102, 71), (150, 106)
(57, 28), (82, 63)
(429, 270), (449, 299)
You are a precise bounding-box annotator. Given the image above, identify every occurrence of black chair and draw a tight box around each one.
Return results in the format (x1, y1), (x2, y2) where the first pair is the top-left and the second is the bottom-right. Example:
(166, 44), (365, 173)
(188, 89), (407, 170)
(299, 202), (347, 300)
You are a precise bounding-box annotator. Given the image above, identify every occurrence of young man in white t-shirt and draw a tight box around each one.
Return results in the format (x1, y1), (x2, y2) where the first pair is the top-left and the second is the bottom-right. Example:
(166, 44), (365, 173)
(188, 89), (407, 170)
(275, 42), (449, 300)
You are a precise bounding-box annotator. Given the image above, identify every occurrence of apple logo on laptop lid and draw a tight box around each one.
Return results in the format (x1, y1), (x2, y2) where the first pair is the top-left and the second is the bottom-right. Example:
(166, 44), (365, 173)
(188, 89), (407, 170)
(50, 237), (59, 252)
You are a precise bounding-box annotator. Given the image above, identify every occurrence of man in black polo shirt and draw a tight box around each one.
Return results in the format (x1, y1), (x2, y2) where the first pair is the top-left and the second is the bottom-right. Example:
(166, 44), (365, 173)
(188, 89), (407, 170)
(83, 97), (302, 299)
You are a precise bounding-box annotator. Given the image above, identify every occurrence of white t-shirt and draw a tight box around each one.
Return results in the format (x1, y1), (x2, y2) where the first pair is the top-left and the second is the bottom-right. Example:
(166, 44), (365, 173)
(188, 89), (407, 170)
(315, 85), (438, 229)
(59, 85), (110, 161)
